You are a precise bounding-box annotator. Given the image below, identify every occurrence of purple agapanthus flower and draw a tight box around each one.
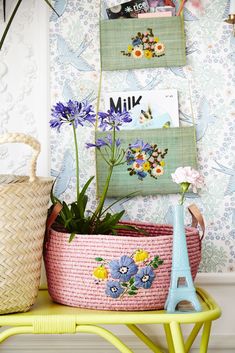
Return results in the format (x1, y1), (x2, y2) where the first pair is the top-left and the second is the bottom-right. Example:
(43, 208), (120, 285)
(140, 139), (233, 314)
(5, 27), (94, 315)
(50, 100), (95, 132)
(134, 266), (155, 289)
(86, 138), (108, 149)
(129, 140), (153, 153)
(109, 255), (138, 282)
(106, 281), (124, 299)
(98, 108), (132, 131)
(86, 134), (121, 149)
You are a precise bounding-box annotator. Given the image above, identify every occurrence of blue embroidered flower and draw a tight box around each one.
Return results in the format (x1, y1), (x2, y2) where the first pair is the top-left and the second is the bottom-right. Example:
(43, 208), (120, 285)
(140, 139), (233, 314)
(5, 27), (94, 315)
(134, 266), (155, 289)
(132, 38), (142, 46)
(129, 140), (153, 153)
(109, 255), (138, 282)
(136, 170), (148, 180)
(106, 281), (124, 298)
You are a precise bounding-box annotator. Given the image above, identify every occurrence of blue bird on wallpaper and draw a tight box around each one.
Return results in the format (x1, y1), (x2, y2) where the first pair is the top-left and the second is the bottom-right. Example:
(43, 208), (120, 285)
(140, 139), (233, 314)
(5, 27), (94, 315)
(172, 0), (198, 21)
(213, 161), (235, 196)
(50, 0), (67, 21)
(62, 80), (96, 103)
(56, 34), (94, 71)
(222, 0), (230, 19)
(51, 149), (75, 198)
(179, 97), (216, 141)
(125, 71), (161, 91)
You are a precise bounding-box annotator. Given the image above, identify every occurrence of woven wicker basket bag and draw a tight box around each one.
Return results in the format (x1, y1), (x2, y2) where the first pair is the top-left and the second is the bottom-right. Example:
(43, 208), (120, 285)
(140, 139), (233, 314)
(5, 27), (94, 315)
(0, 133), (53, 314)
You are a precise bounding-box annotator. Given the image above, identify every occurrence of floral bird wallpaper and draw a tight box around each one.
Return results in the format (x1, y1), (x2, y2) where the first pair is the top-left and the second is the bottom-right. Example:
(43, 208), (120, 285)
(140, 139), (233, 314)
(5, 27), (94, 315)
(49, 0), (235, 273)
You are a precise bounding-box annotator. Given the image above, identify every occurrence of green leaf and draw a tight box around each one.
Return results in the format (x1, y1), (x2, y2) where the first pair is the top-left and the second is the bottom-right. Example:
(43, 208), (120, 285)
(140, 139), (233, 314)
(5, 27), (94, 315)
(128, 291), (137, 296)
(131, 285), (137, 291)
(0, 0), (23, 50)
(69, 233), (76, 243)
(42, 0), (60, 17)
(100, 191), (139, 216)
(129, 277), (135, 285)
(121, 283), (128, 287)
(95, 257), (104, 262)
(76, 176), (95, 218)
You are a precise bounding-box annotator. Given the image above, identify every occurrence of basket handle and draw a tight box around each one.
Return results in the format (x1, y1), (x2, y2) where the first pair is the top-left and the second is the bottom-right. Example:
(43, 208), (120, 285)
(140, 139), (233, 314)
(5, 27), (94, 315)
(47, 202), (63, 231)
(188, 203), (205, 242)
(0, 133), (41, 182)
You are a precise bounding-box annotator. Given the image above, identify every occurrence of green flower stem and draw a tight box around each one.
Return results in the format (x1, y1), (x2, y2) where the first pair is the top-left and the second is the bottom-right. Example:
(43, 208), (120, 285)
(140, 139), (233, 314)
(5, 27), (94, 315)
(179, 182), (190, 205)
(72, 123), (80, 202)
(91, 127), (116, 226)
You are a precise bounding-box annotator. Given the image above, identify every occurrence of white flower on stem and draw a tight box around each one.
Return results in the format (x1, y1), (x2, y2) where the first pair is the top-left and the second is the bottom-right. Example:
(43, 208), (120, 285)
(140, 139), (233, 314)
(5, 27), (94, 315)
(171, 166), (204, 204)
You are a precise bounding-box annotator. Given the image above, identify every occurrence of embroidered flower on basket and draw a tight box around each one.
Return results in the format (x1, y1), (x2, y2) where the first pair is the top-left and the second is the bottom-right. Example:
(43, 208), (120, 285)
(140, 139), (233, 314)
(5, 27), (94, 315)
(121, 28), (165, 59)
(125, 139), (168, 181)
(93, 252), (164, 299)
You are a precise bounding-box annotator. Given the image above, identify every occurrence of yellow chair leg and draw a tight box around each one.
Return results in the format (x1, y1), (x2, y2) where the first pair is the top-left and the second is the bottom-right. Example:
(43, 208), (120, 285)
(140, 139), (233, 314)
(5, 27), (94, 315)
(76, 325), (134, 353)
(170, 322), (186, 353)
(164, 324), (175, 353)
(185, 322), (203, 353)
(127, 324), (164, 353)
(200, 321), (212, 353)
(0, 327), (33, 343)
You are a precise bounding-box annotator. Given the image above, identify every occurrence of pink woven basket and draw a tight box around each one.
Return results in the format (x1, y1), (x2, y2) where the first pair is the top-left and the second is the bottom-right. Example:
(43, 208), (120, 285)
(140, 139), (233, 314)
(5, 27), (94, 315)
(44, 208), (203, 311)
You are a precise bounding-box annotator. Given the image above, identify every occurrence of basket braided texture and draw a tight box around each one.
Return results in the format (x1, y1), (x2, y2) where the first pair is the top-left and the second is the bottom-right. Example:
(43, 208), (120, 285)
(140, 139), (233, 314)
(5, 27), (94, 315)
(44, 221), (201, 311)
(0, 133), (53, 314)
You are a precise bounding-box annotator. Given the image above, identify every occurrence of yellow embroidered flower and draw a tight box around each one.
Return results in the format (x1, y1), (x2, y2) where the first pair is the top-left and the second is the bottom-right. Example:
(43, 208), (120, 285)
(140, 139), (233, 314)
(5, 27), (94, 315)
(143, 161), (150, 171)
(154, 37), (159, 43)
(133, 250), (149, 262)
(144, 50), (153, 59)
(160, 160), (165, 167)
(127, 45), (133, 53)
(93, 266), (108, 280)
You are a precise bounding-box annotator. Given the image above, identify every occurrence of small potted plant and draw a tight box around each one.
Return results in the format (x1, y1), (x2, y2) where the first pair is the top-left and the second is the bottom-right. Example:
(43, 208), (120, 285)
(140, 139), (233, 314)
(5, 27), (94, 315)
(44, 100), (203, 311)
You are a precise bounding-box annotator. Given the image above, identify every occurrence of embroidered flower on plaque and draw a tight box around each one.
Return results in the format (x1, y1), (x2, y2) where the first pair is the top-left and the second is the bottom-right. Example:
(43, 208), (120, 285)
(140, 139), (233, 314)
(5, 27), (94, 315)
(121, 28), (165, 59)
(152, 165), (164, 177)
(93, 252), (164, 299)
(134, 266), (155, 289)
(154, 42), (165, 56)
(144, 50), (153, 59)
(126, 140), (168, 181)
(127, 44), (133, 53)
(132, 47), (144, 59)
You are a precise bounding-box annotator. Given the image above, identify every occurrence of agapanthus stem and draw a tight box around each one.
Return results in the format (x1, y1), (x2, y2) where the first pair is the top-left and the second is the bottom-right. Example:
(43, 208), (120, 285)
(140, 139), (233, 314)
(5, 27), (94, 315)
(91, 127), (116, 228)
(72, 123), (80, 201)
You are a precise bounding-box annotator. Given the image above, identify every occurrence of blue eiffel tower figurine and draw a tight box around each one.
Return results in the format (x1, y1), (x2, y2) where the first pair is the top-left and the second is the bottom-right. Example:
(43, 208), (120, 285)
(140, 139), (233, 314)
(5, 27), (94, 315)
(165, 204), (201, 313)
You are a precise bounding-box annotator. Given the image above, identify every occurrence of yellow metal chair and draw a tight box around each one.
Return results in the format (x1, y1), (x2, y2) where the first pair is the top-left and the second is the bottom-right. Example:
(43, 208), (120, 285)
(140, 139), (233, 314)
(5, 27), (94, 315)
(0, 287), (221, 353)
